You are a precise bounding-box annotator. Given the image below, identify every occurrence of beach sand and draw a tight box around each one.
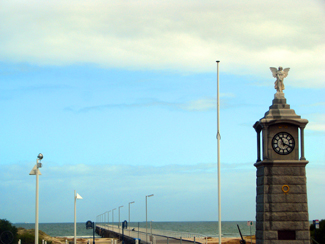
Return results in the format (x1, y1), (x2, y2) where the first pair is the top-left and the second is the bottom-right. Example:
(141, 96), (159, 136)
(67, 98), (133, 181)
(18, 228), (255, 244)
(187, 236), (256, 244)
(205, 236), (256, 244)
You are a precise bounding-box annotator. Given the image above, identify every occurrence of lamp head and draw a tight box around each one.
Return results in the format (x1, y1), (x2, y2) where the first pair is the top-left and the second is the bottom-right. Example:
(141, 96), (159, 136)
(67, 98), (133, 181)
(37, 153), (43, 160)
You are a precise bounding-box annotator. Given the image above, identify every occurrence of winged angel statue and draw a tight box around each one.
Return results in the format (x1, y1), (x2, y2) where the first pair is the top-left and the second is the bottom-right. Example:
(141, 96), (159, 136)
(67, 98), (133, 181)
(270, 67), (290, 92)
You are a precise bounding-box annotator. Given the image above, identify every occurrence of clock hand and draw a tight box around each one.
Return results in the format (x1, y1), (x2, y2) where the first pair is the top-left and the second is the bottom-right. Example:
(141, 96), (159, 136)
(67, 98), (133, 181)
(279, 138), (285, 148)
(282, 138), (291, 147)
(277, 138), (286, 149)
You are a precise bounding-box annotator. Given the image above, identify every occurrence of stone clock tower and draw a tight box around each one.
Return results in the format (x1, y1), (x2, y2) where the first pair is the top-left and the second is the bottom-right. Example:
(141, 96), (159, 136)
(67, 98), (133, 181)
(253, 67), (310, 243)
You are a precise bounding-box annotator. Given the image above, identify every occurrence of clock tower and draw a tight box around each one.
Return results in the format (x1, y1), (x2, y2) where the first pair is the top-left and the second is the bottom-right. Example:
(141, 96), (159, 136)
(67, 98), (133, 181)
(253, 67), (310, 243)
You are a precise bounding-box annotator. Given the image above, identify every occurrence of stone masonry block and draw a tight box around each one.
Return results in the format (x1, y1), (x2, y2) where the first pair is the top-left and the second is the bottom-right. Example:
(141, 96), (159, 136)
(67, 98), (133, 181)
(297, 166), (307, 176)
(256, 240), (264, 244)
(266, 167), (303, 176)
(256, 212), (264, 221)
(256, 194), (264, 203)
(257, 185), (267, 194)
(256, 203), (266, 212)
(256, 221), (270, 230)
(257, 194), (307, 203)
(257, 185), (307, 194)
(256, 221), (264, 230)
(262, 212), (309, 221)
(265, 176), (306, 185)
(257, 176), (265, 186)
(265, 231), (277, 240)
(277, 185), (306, 194)
(303, 221), (310, 230)
(296, 231), (310, 240)
(256, 230), (263, 239)
(257, 176), (306, 186)
(270, 221), (303, 230)
(257, 166), (265, 177)
(260, 203), (308, 212)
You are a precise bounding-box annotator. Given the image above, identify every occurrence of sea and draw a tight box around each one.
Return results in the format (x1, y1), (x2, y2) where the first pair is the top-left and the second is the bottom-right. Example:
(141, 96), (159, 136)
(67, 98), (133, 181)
(14, 221), (255, 238)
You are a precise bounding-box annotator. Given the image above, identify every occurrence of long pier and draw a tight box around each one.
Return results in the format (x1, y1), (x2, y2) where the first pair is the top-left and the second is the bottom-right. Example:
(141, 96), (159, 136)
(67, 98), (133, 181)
(95, 224), (208, 244)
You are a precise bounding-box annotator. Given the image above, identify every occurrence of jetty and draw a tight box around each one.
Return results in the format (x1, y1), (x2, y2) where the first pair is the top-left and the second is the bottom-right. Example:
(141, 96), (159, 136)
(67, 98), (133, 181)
(95, 224), (208, 244)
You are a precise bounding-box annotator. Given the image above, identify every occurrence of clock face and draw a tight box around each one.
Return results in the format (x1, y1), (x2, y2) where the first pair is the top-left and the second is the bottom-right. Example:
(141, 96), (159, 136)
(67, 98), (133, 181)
(272, 132), (295, 155)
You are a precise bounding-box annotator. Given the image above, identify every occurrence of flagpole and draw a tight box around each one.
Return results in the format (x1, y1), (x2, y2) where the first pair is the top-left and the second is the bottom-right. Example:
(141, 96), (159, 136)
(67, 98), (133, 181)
(74, 190), (77, 244)
(216, 60), (222, 244)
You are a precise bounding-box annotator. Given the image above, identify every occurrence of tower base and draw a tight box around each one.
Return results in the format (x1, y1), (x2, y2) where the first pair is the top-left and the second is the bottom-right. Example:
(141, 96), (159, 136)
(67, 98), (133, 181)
(255, 161), (310, 244)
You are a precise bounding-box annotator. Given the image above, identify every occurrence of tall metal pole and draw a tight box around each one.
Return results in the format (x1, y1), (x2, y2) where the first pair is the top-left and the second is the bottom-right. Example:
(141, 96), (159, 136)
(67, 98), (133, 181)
(216, 60), (222, 243)
(35, 160), (39, 244)
(30, 153), (43, 244)
(118, 206), (123, 229)
(146, 196), (148, 243)
(128, 201), (135, 235)
(146, 194), (154, 243)
(128, 201), (135, 223)
(74, 190), (77, 244)
(74, 191), (82, 244)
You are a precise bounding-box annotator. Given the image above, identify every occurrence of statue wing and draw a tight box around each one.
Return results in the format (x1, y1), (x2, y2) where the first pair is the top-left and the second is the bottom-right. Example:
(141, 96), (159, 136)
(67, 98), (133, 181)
(270, 67), (278, 78)
(283, 68), (290, 78)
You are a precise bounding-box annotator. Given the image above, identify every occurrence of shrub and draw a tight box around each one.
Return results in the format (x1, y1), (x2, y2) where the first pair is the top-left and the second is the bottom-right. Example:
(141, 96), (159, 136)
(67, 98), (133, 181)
(310, 219), (325, 243)
(18, 232), (35, 244)
(0, 219), (18, 244)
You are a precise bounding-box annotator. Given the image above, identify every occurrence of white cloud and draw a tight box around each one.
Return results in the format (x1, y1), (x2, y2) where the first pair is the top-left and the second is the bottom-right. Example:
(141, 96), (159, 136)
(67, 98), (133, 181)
(178, 98), (216, 111)
(0, 0), (324, 87)
(307, 113), (325, 132)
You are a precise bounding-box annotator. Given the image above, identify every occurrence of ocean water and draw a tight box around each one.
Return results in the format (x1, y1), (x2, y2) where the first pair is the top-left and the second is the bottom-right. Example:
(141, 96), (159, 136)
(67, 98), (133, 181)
(14, 221), (255, 238)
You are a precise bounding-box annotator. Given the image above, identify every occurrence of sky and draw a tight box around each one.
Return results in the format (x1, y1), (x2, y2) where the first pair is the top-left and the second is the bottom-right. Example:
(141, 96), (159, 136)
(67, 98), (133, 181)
(0, 0), (324, 226)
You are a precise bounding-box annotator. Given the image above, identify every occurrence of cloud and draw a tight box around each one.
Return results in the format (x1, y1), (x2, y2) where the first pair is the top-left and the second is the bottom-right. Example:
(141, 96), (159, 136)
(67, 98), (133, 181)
(66, 94), (237, 113)
(0, 162), (252, 222)
(1, 159), (323, 222)
(307, 113), (325, 132)
(178, 93), (236, 111)
(0, 0), (324, 87)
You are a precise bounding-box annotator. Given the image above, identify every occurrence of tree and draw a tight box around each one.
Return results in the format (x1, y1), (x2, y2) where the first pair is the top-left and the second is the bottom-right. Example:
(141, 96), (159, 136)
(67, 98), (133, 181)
(0, 219), (18, 244)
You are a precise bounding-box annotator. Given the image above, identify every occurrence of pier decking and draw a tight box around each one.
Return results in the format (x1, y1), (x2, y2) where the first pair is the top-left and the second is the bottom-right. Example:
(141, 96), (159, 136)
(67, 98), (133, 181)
(96, 224), (208, 244)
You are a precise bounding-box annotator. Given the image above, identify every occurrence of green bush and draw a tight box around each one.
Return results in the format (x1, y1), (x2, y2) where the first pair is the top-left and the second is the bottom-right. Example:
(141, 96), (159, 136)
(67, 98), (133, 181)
(18, 232), (35, 244)
(0, 219), (18, 244)
(310, 219), (325, 243)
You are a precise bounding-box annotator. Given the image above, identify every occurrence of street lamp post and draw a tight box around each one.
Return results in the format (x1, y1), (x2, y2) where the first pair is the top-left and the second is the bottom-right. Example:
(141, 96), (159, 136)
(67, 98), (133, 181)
(118, 206), (124, 230)
(128, 201), (135, 223)
(146, 194), (154, 243)
(112, 208), (116, 228)
(29, 153), (43, 244)
(128, 201), (135, 235)
(74, 191), (83, 244)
